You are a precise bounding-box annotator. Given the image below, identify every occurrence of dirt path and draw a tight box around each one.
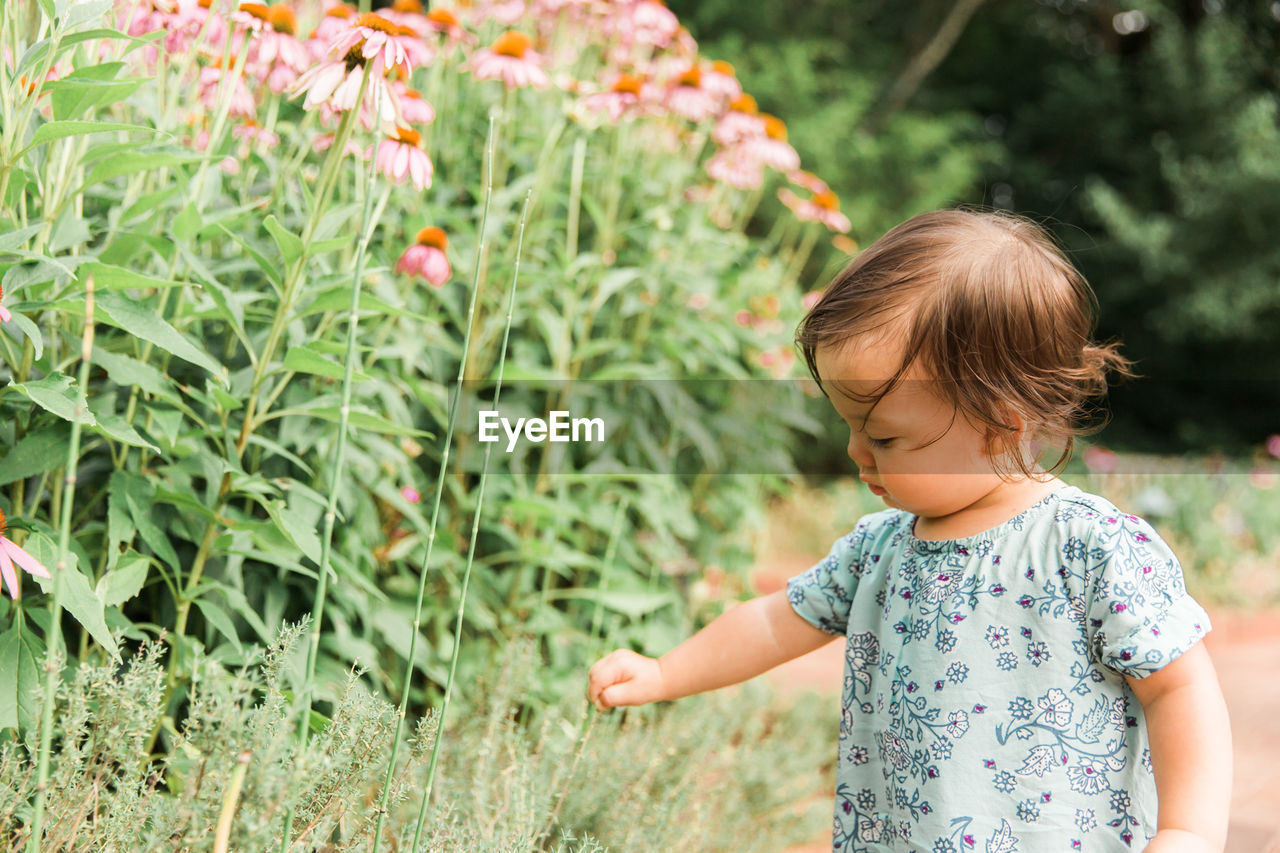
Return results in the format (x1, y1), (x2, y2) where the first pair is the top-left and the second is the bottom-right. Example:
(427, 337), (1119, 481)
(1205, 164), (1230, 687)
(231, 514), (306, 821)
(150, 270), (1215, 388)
(751, 557), (1280, 853)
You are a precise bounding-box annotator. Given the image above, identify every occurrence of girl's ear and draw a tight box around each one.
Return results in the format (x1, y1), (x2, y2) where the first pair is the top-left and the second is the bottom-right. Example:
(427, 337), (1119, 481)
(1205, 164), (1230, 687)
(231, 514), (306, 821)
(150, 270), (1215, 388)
(982, 406), (1026, 457)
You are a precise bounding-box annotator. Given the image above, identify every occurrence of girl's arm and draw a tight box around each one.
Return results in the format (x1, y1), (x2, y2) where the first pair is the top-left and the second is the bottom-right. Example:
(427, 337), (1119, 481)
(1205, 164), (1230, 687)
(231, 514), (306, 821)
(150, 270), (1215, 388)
(1125, 641), (1232, 853)
(588, 589), (838, 710)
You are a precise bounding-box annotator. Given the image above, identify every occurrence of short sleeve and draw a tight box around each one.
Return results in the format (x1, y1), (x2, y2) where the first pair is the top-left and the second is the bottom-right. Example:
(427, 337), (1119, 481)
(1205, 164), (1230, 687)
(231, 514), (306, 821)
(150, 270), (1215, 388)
(785, 513), (879, 637)
(1083, 512), (1212, 679)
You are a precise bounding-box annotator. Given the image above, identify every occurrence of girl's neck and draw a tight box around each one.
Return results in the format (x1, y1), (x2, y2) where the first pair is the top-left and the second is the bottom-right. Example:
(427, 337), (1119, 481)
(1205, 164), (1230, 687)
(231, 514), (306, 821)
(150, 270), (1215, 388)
(911, 474), (1068, 541)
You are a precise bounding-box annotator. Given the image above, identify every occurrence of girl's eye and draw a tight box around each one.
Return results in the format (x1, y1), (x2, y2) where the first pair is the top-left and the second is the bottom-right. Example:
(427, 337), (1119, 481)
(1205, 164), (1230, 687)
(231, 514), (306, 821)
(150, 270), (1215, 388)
(868, 436), (894, 449)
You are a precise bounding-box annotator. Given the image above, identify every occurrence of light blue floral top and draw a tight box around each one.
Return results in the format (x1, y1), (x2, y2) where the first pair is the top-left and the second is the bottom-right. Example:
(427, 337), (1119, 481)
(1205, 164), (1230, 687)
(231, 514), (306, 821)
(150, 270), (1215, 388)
(785, 484), (1212, 853)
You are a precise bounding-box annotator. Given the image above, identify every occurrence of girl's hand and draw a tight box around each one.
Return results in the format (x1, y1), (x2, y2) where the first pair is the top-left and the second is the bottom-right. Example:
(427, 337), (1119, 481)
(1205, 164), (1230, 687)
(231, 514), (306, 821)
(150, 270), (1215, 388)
(587, 649), (666, 711)
(1142, 829), (1221, 853)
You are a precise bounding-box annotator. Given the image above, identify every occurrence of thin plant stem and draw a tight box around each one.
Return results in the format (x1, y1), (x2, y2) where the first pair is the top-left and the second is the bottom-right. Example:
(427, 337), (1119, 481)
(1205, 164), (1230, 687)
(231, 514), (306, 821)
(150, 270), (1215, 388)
(411, 190), (533, 853)
(212, 750), (251, 853)
(278, 115), (390, 853)
(368, 117), (498, 852)
(588, 496), (629, 646)
(28, 274), (95, 853)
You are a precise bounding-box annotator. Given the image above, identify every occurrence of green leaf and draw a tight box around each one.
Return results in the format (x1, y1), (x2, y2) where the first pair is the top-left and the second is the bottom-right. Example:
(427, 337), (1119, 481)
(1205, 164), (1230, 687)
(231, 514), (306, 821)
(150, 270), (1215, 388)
(172, 202), (201, 242)
(92, 346), (176, 400)
(2, 312), (43, 360)
(264, 215), (303, 268)
(91, 410), (162, 453)
(194, 597), (242, 653)
(97, 552), (149, 607)
(27, 534), (120, 661)
(0, 224), (44, 253)
(289, 405), (428, 437)
(95, 290), (225, 379)
(45, 64), (141, 122)
(65, 0), (113, 28)
(0, 427), (69, 486)
(113, 471), (181, 573)
(263, 498), (322, 565)
(214, 223), (281, 290)
(83, 148), (207, 189)
(23, 120), (156, 153)
(0, 624), (44, 731)
(81, 260), (186, 291)
(281, 343), (371, 382)
(7, 373), (95, 424)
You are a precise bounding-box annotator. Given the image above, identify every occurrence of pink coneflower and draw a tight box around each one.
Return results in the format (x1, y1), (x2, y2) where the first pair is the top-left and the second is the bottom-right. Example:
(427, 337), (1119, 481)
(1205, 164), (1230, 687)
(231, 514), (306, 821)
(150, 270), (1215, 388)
(289, 52), (403, 131)
(580, 73), (647, 122)
(1268, 434), (1280, 459)
(400, 485), (422, 503)
(707, 144), (764, 190)
(802, 290), (822, 311)
(664, 66), (718, 123)
(1249, 466), (1278, 490)
(423, 7), (469, 42)
(468, 31), (548, 89)
(0, 281), (11, 323)
(392, 81), (436, 124)
(0, 510), (51, 600)
(313, 132), (369, 158)
(703, 59), (741, 101)
(198, 63), (257, 118)
(233, 118), (280, 148)
(759, 347), (796, 379)
(396, 227), (451, 286)
(310, 4), (357, 55)
(329, 12), (418, 75)
(778, 184), (851, 233)
(742, 114), (800, 171)
(712, 93), (764, 145)
(232, 2), (270, 33)
(370, 126), (433, 190)
(482, 0), (527, 26)
(629, 0), (679, 47)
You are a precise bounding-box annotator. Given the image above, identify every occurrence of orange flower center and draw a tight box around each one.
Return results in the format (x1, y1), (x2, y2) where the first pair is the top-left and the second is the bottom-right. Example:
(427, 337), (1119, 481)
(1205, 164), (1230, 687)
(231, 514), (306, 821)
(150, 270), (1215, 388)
(326, 4), (355, 17)
(416, 227), (447, 249)
(355, 12), (398, 33)
(813, 189), (839, 210)
(729, 93), (757, 114)
(711, 60), (734, 76)
(392, 0), (423, 10)
(239, 2), (270, 21)
(267, 4), (296, 33)
(394, 125), (421, 146)
(403, 87), (423, 100)
(676, 67), (701, 88)
(427, 8), (459, 27)
(492, 31), (531, 58)
(0, 508), (6, 537)
(199, 0), (212, 7)
(611, 74), (643, 96)
(761, 114), (787, 141)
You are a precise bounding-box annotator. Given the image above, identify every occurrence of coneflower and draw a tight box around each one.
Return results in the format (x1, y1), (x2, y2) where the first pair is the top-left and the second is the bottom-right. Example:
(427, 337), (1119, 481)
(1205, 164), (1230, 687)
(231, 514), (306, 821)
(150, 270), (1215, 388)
(467, 31), (549, 89)
(371, 125), (434, 190)
(0, 509), (52, 600)
(395, 226), (451, 286)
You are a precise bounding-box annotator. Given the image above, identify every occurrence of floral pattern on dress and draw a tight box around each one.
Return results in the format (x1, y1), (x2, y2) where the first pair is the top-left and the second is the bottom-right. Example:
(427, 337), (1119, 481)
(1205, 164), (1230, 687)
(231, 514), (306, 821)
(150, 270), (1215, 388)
(785, 486), (1213, 853)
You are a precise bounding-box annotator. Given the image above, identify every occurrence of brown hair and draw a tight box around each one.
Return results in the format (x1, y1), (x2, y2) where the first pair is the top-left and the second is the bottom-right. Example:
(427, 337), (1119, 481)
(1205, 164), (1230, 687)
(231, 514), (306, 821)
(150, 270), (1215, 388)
(795, 207), (1139, 479)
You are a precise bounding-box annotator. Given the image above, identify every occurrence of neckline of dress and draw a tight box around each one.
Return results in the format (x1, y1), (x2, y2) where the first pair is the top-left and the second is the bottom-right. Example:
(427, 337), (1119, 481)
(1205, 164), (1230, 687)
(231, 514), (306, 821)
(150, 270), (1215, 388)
(905, 484), (1078, 552)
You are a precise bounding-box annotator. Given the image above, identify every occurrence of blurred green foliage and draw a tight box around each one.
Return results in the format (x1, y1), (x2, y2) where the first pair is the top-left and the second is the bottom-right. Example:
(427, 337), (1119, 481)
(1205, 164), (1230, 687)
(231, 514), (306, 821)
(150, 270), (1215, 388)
(673, 0), (1280, 455)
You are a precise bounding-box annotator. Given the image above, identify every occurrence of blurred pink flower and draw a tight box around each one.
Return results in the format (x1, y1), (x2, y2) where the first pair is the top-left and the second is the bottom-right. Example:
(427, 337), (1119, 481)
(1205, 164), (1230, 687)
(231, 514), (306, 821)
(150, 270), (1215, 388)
(777, 186), (851, 233)
(741, 114), (799, 171)
(401, 486), (422, 503)
(397, 227), (451, 286)
(233, 119), (280, 149)
(1249, 466), (1277, 490)
(580, 73), (647, 122)
(393, 81), (436, 124)
(1082, 445), (1119, 474)
(483, 0), (527, 25)
(712, 94), (764, 146)
(707, 144), (764, 190)
(629, 0), (679, 47)
(198, 64), (257, 118)
(702, 59), (741, 102)
(0, 280), (10, 323)
(0, 509), (51, 600)
(687, 292), (710, 310)
(370, 126), (434, 190)
(1267, 434), (1280, 459)
(423, 6), (469, 42)
(664, 66), (717, 122)
(290, 57), (403, 130)
(802, 290), (823, 311)
(468, 31), (548, 89)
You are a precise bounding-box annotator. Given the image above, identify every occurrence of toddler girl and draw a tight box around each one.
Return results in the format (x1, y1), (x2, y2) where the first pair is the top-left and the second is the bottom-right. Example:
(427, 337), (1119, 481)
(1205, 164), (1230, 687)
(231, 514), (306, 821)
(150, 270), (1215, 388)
(587, 209), (1232, 852)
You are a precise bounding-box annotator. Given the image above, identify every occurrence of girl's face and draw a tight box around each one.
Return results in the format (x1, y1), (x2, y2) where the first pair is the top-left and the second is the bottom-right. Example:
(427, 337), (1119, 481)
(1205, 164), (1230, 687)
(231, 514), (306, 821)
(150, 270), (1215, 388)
(815, 340), (1022, 520)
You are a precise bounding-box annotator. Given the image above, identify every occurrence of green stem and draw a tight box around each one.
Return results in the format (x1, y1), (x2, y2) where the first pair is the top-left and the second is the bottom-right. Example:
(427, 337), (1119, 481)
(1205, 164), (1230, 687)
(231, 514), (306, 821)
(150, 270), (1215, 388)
(278, 121), (390, 853)
(412, 190), (533, 853)
(28, 274), (95, 853)
(369, 117), (498, 853)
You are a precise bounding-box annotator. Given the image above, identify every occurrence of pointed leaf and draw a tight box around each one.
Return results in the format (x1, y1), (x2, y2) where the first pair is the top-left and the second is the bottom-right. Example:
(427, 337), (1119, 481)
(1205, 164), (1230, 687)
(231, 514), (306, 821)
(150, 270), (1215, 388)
(95, 290), (225, 379)
(7, 373), (95, 424)
(0, 624), (44, 731)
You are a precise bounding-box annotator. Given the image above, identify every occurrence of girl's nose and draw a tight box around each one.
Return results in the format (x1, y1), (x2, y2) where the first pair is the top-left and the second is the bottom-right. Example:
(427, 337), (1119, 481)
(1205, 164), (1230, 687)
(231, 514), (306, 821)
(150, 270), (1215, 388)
(846, 435), (876, 469)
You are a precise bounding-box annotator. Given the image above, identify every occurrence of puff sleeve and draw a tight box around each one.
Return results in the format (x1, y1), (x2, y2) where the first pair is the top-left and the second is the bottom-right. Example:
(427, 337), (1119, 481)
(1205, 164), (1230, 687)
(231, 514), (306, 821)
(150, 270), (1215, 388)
(1082, 511), (1212, 679)
(785, 513), (880, 637)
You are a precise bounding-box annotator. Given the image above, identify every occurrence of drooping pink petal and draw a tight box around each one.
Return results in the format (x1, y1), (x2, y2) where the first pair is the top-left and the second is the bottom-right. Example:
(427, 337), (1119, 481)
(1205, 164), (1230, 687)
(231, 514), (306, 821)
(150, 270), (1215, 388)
(0, 546), (18, 599)
(3, 538), (50, 578)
